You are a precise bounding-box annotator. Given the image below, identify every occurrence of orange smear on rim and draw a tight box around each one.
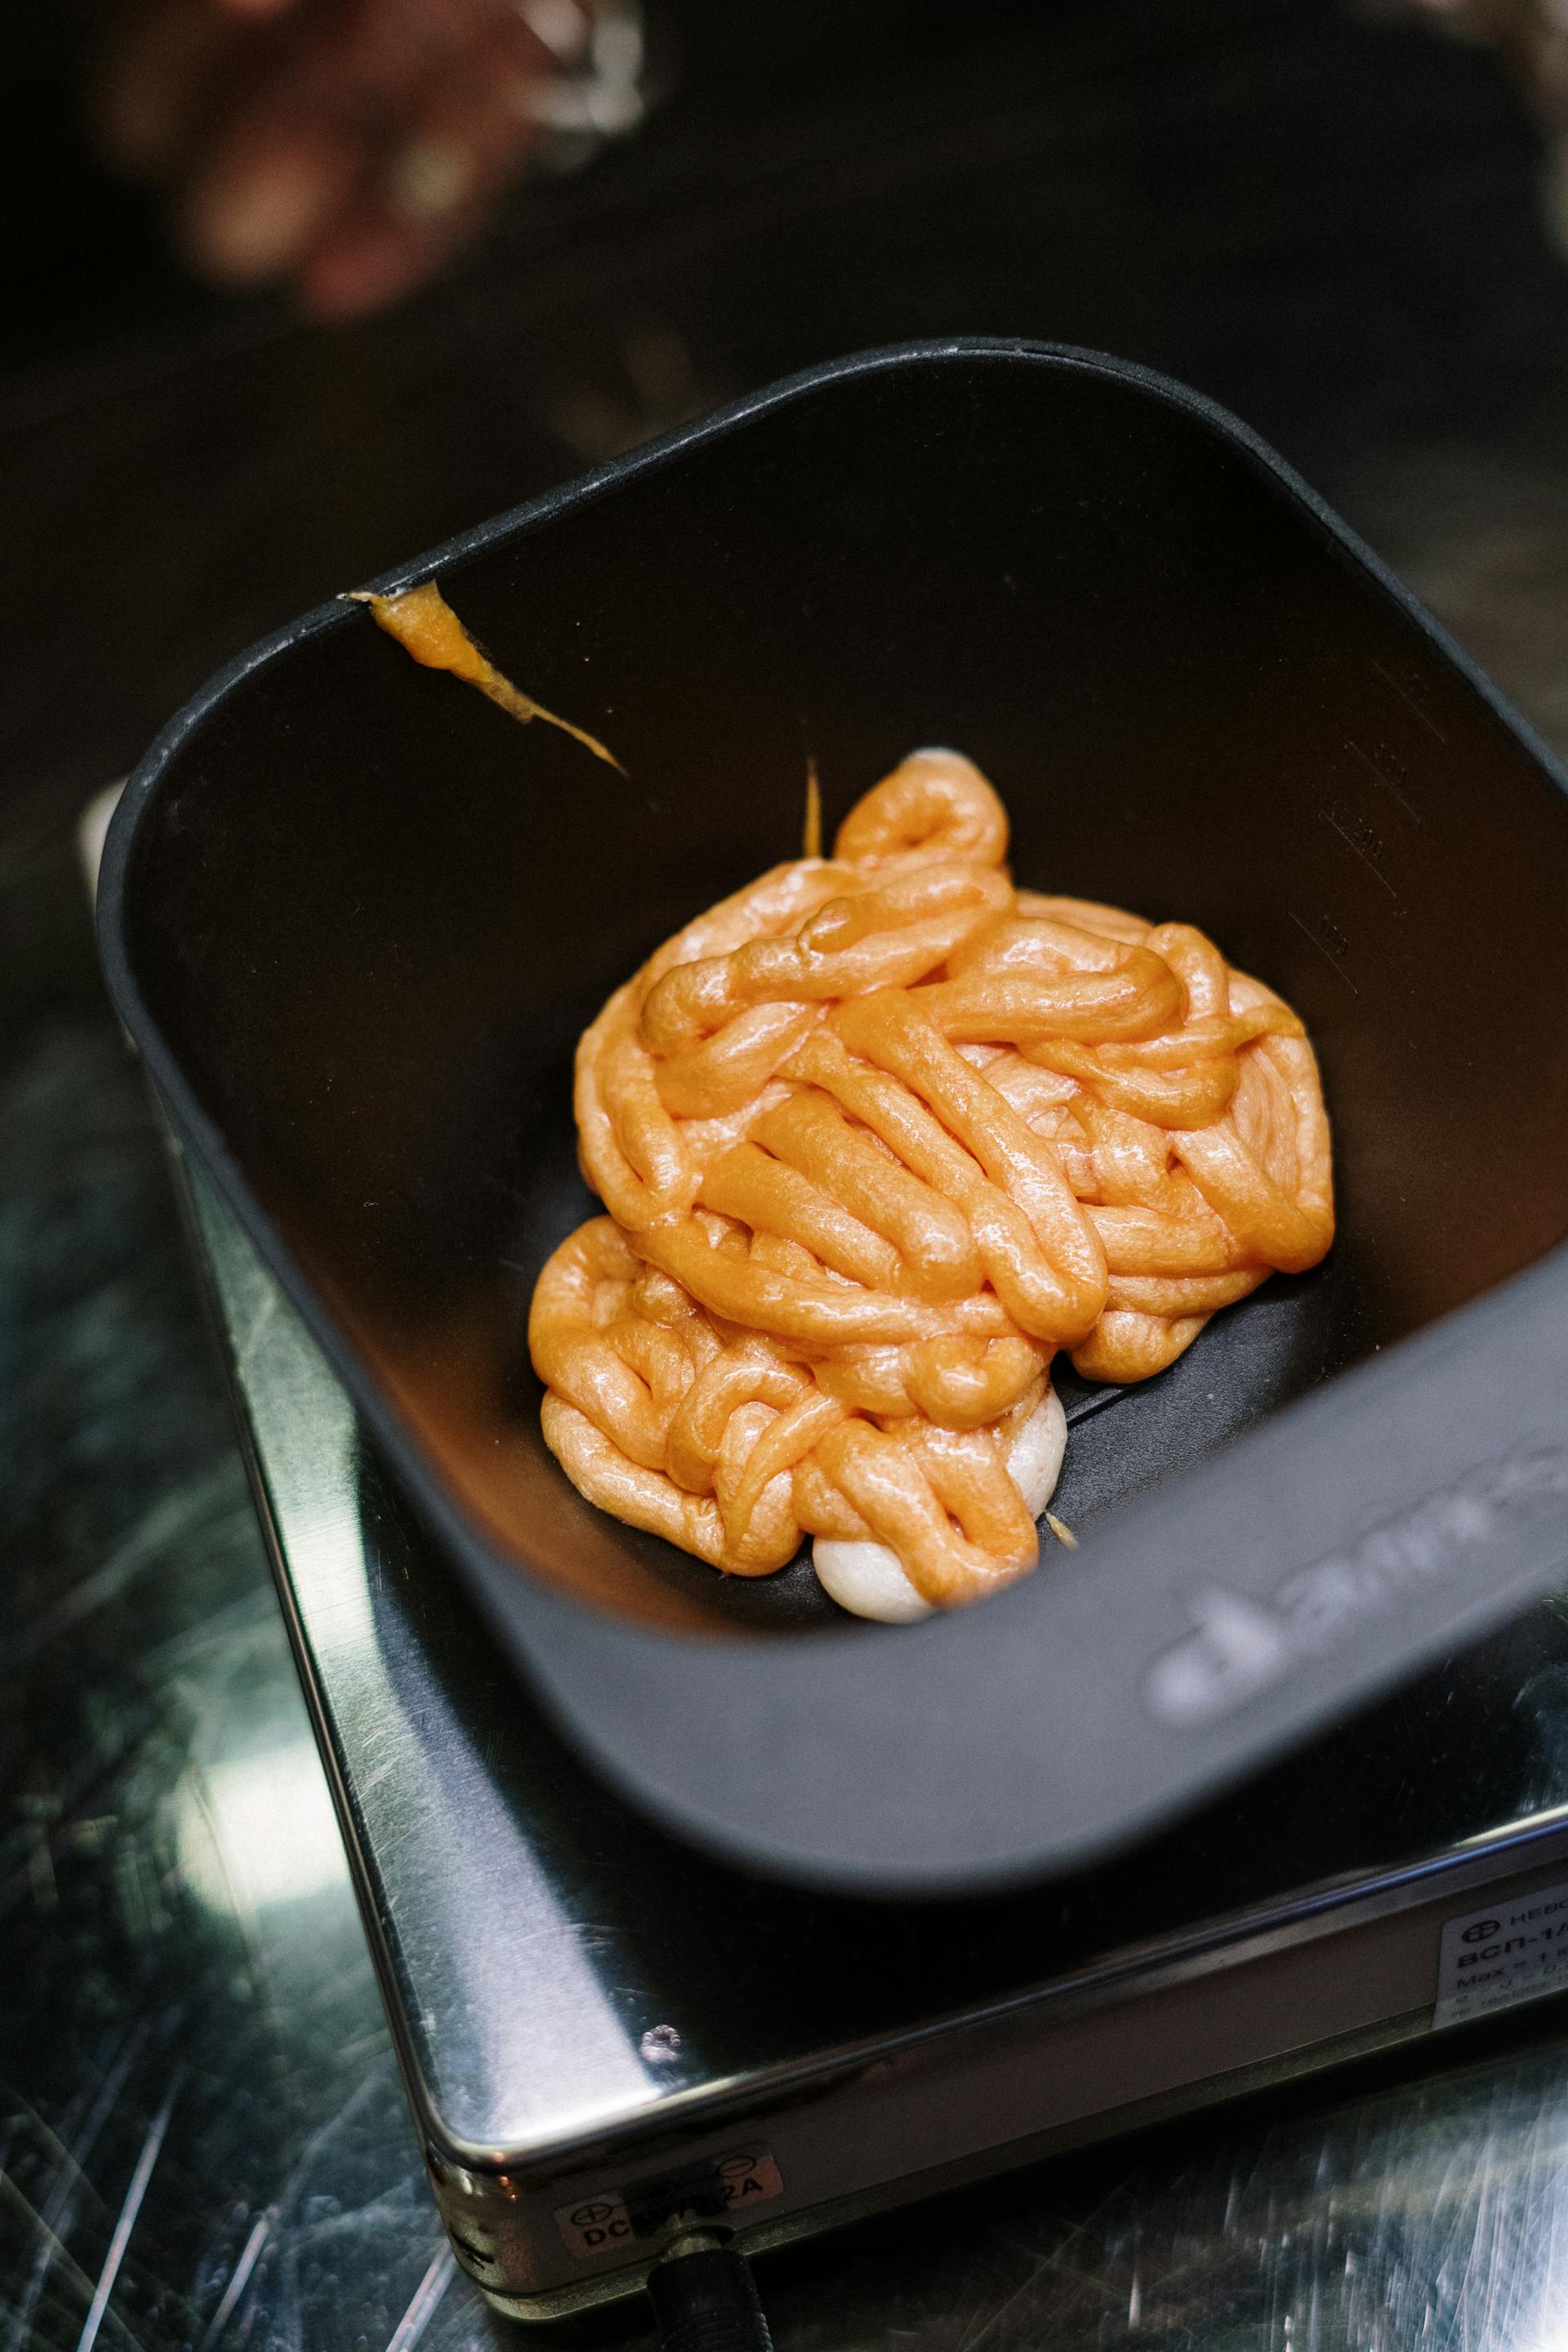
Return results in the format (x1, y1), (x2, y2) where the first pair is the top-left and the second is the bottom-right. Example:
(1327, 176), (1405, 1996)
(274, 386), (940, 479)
(351, 581), (626, 774)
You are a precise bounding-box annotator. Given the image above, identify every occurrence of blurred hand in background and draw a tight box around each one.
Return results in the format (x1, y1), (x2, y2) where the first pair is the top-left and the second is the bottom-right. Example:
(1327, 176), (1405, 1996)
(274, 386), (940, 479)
(91, 0), (1568, 327)
(94, 0), (638, 318)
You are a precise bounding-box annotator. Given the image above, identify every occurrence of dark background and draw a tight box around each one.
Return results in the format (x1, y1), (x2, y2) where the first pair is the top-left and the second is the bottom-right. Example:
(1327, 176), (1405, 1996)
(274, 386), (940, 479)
(10, 0), (1568, 1094)
(9, 3), (1568, 2346)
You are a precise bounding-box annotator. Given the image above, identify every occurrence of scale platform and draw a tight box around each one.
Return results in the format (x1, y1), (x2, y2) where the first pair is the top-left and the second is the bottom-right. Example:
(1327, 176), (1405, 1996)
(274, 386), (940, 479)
(179, 1148), (1568, 2323)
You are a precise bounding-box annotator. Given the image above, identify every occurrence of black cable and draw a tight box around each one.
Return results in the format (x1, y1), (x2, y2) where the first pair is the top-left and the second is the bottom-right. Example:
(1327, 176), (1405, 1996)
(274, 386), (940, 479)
(646, 2235), (773, 2352)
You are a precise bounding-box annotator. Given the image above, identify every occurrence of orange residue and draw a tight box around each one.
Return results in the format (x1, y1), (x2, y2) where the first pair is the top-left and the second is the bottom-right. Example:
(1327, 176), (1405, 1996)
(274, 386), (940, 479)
(803, 760), (822, 858)
(350, 581), (625, 774)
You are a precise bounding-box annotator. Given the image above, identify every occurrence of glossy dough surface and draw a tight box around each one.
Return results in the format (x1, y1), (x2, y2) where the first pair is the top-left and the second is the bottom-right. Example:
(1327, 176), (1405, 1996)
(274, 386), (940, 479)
(528, 752), (1334, 1616)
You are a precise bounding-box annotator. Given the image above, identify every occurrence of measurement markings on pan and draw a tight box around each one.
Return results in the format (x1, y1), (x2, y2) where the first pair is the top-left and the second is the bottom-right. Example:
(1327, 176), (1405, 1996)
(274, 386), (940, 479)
(555, 2148), (786, 2260)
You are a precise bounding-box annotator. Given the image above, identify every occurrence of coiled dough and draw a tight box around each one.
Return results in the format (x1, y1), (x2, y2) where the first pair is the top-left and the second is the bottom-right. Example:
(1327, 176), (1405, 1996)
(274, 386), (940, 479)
(528, 750), (1333, 1616)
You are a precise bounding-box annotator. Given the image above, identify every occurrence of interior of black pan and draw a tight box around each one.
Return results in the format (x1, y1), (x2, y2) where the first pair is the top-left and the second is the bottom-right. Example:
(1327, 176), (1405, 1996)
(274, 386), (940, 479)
(118, 350), (1568, 1634)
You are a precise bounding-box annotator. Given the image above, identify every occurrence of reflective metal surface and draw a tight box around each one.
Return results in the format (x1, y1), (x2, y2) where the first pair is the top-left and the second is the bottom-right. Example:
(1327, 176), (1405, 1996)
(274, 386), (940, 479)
(187, 1157), (662, 2160)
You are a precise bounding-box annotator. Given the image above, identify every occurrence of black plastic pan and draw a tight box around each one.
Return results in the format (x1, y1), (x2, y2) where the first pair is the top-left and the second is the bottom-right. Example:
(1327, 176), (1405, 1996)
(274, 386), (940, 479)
(97, 341), (1568, 1895)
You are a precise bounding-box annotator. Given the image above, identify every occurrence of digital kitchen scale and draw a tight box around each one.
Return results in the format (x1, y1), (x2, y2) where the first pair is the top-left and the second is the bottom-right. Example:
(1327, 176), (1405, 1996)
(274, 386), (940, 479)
(177, 1146), (1568, 2324)
(96, 342), (1568, 2338)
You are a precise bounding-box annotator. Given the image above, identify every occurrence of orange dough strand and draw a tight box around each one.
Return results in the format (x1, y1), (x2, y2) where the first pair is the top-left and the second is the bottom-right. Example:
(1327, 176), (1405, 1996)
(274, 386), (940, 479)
(353, 582), (626, 773)
(528, 749), (1334, 1609)
(803, 760), (822, 858)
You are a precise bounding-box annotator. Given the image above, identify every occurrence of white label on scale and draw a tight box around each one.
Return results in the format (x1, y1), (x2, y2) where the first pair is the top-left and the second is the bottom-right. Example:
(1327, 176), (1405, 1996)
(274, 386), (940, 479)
(1434, 1878), (1568, 2031)
(555, 2147), (785, 2261)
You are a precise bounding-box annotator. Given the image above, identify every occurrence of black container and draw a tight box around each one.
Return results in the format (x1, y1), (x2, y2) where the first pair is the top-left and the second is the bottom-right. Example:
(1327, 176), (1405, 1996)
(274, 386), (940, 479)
(98, 342), (1568, 1895)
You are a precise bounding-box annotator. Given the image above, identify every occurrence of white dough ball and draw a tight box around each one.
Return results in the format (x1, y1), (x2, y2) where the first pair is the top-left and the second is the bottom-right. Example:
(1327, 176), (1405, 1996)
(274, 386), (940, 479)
(810, 1537), (939, 1624)
(812, 1388), (1069, 1624)
(1007, 1383), (1067, 1517)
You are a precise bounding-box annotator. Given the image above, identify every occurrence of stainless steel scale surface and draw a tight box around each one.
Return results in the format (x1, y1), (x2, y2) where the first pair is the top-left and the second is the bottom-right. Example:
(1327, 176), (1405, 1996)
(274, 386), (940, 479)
(177, 1147), (1568, 2323)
